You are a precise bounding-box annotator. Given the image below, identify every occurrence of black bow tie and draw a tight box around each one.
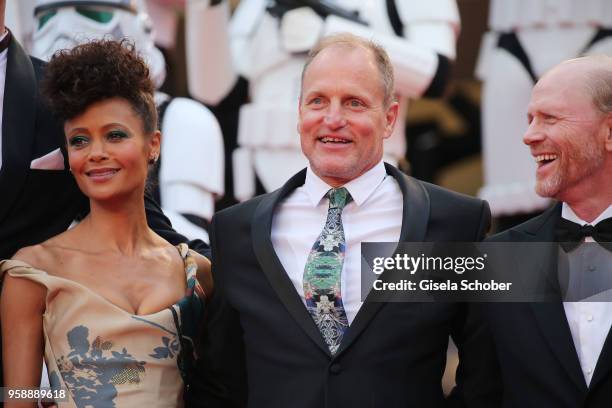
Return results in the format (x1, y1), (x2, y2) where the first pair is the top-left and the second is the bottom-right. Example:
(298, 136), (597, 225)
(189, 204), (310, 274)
(555, 217), (612, 253)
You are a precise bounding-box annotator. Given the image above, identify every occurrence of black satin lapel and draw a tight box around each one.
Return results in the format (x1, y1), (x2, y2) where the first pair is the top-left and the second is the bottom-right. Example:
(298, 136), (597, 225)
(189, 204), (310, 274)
(510, 235), (561, 301)
(251, 169), (331, 356)
(0, 37), (37, 219)
(334, 165), (430, 358)
(503, 204), (561, 298)
(591, 327), (612, 390)
(522, 203), (561, 239)
(530, 302), (587, 392)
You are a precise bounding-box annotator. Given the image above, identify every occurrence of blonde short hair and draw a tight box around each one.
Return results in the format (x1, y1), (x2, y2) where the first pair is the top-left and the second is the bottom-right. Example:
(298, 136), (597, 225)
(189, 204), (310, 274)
(301, 33), (395, 107)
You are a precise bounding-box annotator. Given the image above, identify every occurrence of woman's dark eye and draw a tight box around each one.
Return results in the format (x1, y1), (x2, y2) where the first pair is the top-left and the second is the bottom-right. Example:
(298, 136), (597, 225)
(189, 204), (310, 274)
(108, 130), (128, 141)
(68, 136), (89, 148)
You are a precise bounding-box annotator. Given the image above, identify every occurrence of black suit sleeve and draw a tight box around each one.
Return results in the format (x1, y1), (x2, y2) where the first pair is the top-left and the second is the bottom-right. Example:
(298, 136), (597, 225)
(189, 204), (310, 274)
(144, 193), (210, 258)
(476, 200), (492, 241)
(447, 200), (502, 408)
(186, 215), (247, 408)
(446, 303), (502, 408)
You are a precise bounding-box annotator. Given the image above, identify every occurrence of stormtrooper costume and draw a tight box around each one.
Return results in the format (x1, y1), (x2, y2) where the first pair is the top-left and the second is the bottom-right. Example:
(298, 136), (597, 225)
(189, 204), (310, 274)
(31, 0), (225, 243)
(477, 0), (612, 218)
(186, 0), (460, 201)
(5, 0), (37, 50)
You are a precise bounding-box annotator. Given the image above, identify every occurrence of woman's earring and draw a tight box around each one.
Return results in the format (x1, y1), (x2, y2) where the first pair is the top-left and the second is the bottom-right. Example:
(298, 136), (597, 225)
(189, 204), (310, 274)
(148, 154), (159, 165)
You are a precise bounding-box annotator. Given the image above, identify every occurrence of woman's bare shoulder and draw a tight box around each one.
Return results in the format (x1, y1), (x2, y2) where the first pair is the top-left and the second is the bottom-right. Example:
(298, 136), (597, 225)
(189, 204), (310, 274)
(3, 245), (54, 309)
(11, 231), (76, 272)
(11, 244), (53, 270)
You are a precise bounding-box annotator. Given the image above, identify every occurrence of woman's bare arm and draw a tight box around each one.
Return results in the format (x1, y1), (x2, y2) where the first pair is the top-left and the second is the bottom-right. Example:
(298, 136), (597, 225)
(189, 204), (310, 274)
(1, 250), (47, 408)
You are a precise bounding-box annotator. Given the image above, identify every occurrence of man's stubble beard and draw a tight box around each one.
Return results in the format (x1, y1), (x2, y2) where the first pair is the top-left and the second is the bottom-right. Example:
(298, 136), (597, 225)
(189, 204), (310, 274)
(535, 137), (605, 199)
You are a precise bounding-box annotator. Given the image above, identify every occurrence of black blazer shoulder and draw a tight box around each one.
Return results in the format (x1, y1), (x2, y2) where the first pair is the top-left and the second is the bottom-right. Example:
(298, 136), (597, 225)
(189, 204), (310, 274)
(409, 175), (491, 242)
(30, 55), (47, 78)
(214, 190), (269, 223)
(421, 179), (490, 218)
(488, 202), (561, 243)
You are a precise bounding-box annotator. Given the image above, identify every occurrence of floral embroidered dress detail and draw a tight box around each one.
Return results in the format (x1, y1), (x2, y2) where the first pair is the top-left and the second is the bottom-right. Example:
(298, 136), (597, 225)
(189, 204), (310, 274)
(0, 243), (205, 408)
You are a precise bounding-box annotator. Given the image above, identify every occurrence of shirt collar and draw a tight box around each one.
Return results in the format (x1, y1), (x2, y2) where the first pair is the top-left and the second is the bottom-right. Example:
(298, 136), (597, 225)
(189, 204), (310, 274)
(0, 29), (9, 62)
(304, 161), (388, 207)
(562, 203), (612, 225)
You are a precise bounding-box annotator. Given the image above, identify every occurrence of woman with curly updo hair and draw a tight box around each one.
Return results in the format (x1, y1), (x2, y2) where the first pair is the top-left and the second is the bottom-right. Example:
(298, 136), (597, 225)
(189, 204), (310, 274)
(0, 39), (211, 408)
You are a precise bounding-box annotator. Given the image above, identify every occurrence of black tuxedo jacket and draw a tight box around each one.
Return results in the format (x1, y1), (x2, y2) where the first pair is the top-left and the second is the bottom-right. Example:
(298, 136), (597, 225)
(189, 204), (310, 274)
(0, 34), (82, 259)
(0, 34), (208, 386)
(192, 164), (501, 408)
(485, 203), (612, 407)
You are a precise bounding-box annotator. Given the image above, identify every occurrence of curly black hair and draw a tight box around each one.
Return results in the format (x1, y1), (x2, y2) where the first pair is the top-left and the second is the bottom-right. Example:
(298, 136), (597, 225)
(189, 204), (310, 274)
(41, 38), (158, 134)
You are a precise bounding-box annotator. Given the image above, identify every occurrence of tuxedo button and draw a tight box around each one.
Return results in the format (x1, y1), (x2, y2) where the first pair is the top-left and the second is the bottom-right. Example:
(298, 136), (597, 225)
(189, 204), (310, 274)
(329, 363), (342, 374)
(588, 265), (596, 272)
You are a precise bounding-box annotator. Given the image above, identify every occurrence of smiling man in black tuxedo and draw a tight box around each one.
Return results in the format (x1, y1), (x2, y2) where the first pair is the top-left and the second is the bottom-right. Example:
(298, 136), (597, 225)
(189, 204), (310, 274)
(486, 55), (612, 407)
(195, 33), (500, 408)
(0, 0), (208, 386)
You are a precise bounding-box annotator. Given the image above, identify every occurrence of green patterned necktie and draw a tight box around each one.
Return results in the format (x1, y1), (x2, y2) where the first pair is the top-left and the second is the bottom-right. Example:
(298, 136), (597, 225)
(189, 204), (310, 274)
(303, 187), (352, 355)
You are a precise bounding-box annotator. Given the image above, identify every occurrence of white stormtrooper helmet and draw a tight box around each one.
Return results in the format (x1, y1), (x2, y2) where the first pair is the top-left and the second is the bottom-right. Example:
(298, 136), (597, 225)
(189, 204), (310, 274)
(32, 0), (166, 88)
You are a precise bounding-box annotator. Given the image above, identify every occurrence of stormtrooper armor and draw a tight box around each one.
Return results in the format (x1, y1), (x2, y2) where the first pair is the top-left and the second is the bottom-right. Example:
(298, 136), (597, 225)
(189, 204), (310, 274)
(33, 0), (166, 87)
(5, 0), (37, 50)
(186, 0), (460, 201)
(32, 0), (225, 243)
(477, 0), (612, 217)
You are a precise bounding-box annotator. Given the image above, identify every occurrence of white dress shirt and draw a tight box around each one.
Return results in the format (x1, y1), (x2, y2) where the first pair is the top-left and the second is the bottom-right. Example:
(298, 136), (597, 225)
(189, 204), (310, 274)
(562, 203), (612, 386)
(271, 161), (403, 324)
(0, 29), (9, 171)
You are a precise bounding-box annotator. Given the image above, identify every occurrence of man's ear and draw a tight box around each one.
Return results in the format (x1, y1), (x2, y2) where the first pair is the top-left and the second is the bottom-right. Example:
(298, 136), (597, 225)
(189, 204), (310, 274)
(297, 96), (304, 134)
(383, 100), (400, 140)
(606, 114), (612, 152)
